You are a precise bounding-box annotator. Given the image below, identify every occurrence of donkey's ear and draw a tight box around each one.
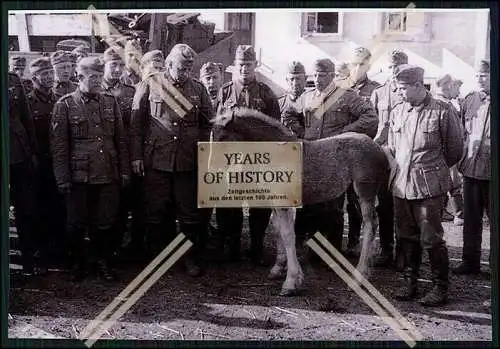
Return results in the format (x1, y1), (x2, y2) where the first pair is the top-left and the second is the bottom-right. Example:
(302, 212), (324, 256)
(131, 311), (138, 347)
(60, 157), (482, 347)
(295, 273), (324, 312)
(216, 108), (235, 127)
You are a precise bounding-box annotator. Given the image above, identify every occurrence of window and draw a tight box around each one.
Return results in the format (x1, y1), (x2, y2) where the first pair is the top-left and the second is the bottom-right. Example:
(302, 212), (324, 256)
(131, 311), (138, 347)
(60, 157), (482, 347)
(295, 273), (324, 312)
(375, 12), (431, 42)
(302, 12), (343, 38)
(384, 12), (408, 34)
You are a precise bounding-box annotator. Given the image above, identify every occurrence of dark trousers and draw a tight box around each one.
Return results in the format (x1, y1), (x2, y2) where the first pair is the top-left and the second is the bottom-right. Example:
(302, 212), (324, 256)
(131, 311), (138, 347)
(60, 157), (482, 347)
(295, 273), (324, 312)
(115, 175), (145, 253)
(37, 157), (67, 266)
(142, 169), (208, 259)
(216, 207), (271, 255)
(462, 176), (490, 268)
(376, 184), (395, 256)
(346, 184), (362, 248)
(295, 196), (345, 251)
(65, 183), (120, 267)
(394, 195), (449, 290)
(10, 159), (39, 270)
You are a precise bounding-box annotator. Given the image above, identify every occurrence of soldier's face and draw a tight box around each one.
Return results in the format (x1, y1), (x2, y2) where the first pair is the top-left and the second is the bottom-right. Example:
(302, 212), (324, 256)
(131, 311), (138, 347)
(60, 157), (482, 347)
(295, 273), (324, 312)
(475, 71), (490, 93)
(105, 60), (125, 80)
(396, 81), (421, 103)
(79, 71), (104, 94)
(349, 60), (370, 82)
(33, 69), (54, 89)
(125, 51), (140, 70)
(313, 71), (334, 92)
(449, 82), (461, 99)
(201, 72), (222, 97)
(11, 66), (25, 77)
(150, 58), (165, 72)
(436, 81), (452, 99)
(169, 60), (193, 84)
(54, 62), (73, 82)
(235, 61), (256, 85)
(286, 73), (306, 96)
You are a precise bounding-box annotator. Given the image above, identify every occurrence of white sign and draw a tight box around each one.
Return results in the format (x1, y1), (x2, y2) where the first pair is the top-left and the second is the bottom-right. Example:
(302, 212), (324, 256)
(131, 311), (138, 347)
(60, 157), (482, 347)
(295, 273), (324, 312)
(197, 141), (303, 208)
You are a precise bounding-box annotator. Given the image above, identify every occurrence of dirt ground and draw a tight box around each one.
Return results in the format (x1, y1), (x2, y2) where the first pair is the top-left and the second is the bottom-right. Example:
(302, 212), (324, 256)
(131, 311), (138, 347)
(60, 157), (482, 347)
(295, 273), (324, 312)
(8, 213), (492, 342)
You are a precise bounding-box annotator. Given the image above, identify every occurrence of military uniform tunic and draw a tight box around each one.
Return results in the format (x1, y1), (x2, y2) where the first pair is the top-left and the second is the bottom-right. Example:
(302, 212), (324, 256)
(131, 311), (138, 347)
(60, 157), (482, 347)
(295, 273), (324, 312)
(372, 80), (403, 146)
(300, 85), (379, 140)
(351, 77), (381, 102)
(278, 92), (306, 138)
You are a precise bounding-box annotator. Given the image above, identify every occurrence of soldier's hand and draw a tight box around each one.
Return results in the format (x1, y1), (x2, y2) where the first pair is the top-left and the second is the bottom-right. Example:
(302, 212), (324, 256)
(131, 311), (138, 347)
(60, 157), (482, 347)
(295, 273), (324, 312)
(132, 160), (145, 177)
(121, 174), (131, 187)
(58, 183), (72, 195)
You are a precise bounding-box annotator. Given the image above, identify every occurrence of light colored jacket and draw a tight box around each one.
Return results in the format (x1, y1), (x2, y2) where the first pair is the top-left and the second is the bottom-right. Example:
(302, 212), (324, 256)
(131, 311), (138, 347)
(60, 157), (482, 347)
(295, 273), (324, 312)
(387, 93), (464, 200)
(458, 91), (490, 180)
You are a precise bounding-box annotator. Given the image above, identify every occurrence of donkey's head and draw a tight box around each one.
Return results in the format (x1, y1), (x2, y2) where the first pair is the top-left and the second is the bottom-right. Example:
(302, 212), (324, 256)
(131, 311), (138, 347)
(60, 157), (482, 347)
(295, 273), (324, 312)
(211, 107), (297, 142)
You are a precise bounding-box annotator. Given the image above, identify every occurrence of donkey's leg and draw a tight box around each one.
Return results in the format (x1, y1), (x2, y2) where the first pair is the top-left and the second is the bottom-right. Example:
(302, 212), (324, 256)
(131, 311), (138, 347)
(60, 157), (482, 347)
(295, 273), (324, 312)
(354, 183), (378, 280)
(276, 208), (304, 296)
(269, 210), (287, 280)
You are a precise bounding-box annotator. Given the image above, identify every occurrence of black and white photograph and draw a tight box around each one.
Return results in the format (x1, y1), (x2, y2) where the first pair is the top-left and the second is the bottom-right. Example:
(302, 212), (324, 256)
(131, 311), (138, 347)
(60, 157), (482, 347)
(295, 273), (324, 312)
(6, 7), (493, 343)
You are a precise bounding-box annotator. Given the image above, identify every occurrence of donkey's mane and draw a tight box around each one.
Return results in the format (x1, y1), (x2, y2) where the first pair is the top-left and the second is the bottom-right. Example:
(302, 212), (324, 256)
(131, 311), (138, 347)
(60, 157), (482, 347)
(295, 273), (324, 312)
(214, 108), (298, 141)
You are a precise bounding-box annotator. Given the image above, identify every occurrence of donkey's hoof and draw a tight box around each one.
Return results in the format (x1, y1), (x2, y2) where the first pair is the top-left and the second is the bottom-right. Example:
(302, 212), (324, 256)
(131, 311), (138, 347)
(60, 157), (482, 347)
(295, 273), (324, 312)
(279, 288), (299, 297)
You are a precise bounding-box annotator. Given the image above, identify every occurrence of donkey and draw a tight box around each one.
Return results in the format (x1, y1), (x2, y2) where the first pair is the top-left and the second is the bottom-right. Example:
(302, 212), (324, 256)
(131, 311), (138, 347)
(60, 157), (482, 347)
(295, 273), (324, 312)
(210, 107), (390, 296)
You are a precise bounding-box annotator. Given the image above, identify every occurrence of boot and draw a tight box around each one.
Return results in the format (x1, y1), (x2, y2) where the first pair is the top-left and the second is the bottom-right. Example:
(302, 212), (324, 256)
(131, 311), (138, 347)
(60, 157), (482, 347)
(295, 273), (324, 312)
(393, 241), (422, 301)
(93, 227), (117, 281)
(227, 237), (242, 263)
(419, 246), (449, 306)
(183, 224), (205, 277)
(68, 226), (88, 282)
(394, 239), (404, 271)
(452, 262), (480, 275)
(373, 248), (394, 268)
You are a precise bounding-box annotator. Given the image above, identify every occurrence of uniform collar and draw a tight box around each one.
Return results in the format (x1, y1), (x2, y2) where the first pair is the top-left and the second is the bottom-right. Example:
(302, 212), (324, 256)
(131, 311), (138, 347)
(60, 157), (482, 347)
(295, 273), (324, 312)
(407, 92), (431, 112)
(102, 78), (120, 90)
(76, 88), (99, 104)
(54, 80), (70, 88)
(165, 71), (188, 88)
(479, 91), (490, 102)
(33, 87), (55, 103)
(234, 78), (257, 97)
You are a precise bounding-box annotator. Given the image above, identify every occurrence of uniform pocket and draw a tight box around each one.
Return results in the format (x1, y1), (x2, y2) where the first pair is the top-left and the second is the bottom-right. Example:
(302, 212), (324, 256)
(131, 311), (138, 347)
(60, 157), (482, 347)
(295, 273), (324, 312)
(420, 165), (449, 197)
(71, 154), (89, 182)
(69, 116), (89, 139)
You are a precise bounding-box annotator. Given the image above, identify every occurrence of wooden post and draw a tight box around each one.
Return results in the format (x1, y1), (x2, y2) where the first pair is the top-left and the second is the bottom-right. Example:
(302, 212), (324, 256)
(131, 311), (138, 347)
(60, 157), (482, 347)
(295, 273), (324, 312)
(16, 14), (30, 52)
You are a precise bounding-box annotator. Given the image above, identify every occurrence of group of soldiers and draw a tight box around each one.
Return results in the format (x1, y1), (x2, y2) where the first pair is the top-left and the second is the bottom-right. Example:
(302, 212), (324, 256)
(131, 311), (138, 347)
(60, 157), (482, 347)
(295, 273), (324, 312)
(8, 37), (490, 308)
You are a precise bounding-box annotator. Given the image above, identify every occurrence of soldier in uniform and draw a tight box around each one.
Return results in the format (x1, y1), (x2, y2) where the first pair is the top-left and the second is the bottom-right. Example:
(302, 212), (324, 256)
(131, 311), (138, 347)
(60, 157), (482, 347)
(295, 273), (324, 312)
(291, 58), (378, 255)
(371, 49), (408, 269)
(26, 58), (67, 270)
(140, 50), (165, 80)
(449, 78), (464, 113)
(101, 46), (143, 264)
(453, 60), (491, 275)
(279, 61), (307, 138)
(199, 62), (225, 249)
(51, 50), (78, 100)
(129, 44), (214, 276)
(388, 65), (464, 306)
(9, 55), (34, 94)
(199, 62), (224, 110)
(121, 39), (143, 87)
(8, 71), (40, 276)
(50, 57), (130, 281)
(215, 45), (281, 265)
(343, 47), (382, 258)
(434, 74), (465, 226)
